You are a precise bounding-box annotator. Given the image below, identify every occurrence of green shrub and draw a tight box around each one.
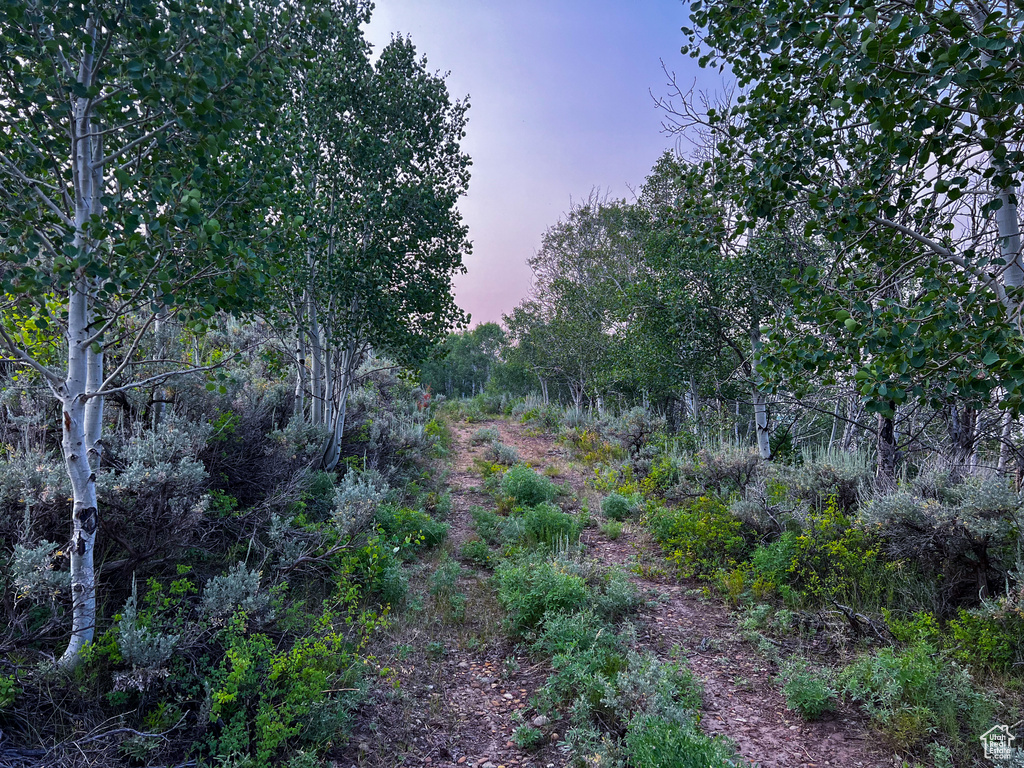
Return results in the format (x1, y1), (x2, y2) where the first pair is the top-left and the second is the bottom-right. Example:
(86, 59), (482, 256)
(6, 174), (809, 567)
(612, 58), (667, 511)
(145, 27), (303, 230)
(840, 641), (995, 758)
(748, 532), (799, 604)
(488, 441), (521, 466)
(0, 674), (20, 710)
(602, 492), (639, 521)
(600, 519), (623, 540)
(500, 464), (557, 507)
(494, 557), (590, 635)
(375, 505), (449, 559)
(778, 657), (836, 720)
(562, 428), (625, 465)
(623, 715), (737, 768)
(790, 497), (894, 609)
(470, 427), (500, 445)
(523, 501), (580, 546)
(946, 607), (1022, 674)
(470, 505), (514, 547)
(533, 615), (627, 714)
(594, 568), (641, 622)
(460, 538), (494, 568)
(512, 725), (545, 749)
(882, 609), (940, 644)
(649, 496), (749, 578)
(640, 452), (684, 497)
(424, 417), (453, 456)
(607, 650), (704, 721)
(206, 613), (360, 766)
(519, 404), (562, 431)
(531, 609), (611, 658)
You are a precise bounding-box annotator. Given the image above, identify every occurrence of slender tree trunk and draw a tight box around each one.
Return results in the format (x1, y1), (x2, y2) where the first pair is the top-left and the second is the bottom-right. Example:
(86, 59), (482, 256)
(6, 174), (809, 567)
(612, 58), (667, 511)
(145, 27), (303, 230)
(151, 307), (169, 427)
(998, 409), (1014, 474)
(294, 327), (307, 421)
(876, 405), (898, 490)
(949, 404), (978, 473)
(970, 7), (1024, 293)
(689, 374), (700, 425)
(308, 299), (324, 426)
(60, 38), (105, 666)
(750, 364), (770, 459)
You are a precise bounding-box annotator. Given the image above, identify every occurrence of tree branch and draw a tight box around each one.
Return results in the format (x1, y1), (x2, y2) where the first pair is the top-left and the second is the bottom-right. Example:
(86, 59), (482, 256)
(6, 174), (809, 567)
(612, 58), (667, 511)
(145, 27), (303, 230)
(0, 324), (63, 385)
(0, 154), (73, 230)
(93, 119), (178, 168)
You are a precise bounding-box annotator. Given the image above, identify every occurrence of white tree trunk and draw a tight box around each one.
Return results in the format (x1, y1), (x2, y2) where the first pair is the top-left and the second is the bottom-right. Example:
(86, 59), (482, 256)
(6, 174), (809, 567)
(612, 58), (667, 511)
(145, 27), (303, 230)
(753, 387), (771, 459)
(998, 409), (1014, 473)
(152, 307), (169, 427)
(750, 326), (771, 459)
(60, 40), (104, 665)
(969, 7), (1024, 291)
(308, 295), (324, 426)
(60, 280), (101, 666)
(828, 405), (839, 451)
(294, 329), (307, 421)
(321, 338), (358, 472)
(689, 375), (700, 424)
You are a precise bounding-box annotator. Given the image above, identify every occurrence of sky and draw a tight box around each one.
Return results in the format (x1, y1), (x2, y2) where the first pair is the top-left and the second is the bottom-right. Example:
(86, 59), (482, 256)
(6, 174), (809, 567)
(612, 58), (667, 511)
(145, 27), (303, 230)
(364, 1), (712, 326)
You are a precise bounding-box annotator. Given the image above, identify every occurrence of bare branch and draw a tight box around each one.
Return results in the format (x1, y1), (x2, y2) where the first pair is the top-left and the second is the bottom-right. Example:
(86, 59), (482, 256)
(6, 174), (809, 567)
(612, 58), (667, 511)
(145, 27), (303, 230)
(0, 154), (73, 230)
(0, 324), (63, 385)
(93, 119), (178, 168)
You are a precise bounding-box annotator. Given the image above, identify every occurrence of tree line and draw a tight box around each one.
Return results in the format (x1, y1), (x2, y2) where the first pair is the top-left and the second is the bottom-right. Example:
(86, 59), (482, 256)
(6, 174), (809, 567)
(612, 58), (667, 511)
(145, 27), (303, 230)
(426, 0), (1024, 490)
(0, 0), (468, 667)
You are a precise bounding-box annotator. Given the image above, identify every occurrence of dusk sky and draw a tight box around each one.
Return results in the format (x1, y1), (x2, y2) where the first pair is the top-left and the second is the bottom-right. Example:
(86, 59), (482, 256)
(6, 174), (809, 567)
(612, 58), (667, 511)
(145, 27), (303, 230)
(364, 1), (715, 326)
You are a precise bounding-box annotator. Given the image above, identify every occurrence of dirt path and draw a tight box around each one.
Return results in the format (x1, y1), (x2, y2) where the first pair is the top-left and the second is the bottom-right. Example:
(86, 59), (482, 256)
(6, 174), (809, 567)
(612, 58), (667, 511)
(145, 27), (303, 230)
(337, 419), (568, 768)
(338, 417), (897, 768)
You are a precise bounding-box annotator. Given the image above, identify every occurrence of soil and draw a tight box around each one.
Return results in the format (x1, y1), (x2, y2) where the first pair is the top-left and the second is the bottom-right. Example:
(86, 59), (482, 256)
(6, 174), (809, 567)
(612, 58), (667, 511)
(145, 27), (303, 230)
(334, 418), (900, 768)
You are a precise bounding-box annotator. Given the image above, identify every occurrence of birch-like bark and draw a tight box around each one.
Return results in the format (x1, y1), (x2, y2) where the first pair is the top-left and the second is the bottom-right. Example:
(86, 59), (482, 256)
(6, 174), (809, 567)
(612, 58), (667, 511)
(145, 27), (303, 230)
(876, 407), (898, 490)
(689, 374), (700, 425)
(294, 328), (307, 421)
(750, 326), (771, 459)
(971, 5), (1024, 294)
(322, 324), (333, 428)
(998, 409), (1014, 474)
(308, 298), (324, 426)
(151, 307), (168, 427)
(60, 28), (103, 665)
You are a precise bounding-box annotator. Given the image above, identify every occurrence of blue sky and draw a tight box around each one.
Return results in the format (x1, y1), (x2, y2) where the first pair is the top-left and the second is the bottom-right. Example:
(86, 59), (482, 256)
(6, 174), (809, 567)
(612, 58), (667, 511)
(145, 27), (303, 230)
(364, 1), (713, 325)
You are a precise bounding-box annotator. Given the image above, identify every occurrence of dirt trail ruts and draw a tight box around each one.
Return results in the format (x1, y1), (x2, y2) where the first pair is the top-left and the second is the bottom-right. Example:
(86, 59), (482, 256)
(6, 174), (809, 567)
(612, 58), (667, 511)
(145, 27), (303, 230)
(491, 417), (898, 768)
(338, 417), (898, 768)
(337, 418), (568, 768)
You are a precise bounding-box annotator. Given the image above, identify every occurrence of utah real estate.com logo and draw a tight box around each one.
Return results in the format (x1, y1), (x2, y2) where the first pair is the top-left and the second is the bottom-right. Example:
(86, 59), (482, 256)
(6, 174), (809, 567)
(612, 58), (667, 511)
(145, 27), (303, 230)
(981, 723), (1020, 763)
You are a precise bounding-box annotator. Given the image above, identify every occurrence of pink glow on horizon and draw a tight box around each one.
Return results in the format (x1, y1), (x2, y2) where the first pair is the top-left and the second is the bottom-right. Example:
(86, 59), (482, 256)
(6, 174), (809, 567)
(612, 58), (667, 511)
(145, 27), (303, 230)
(365, 1), (711, 326)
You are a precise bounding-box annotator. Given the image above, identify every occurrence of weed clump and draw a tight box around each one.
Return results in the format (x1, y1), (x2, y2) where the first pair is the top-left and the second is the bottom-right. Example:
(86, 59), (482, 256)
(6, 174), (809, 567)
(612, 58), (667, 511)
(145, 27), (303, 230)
(601, 519), (623, 539)
(601, 491), (641, 521)
(523, 501), (580, 546)
(622, 714), (737, 768)
(500, 464), (556, 507)
(494, 557), (590, 636)
(488, 441), (521, 466)
(460, 538), (494, 568)
(470, 427), (500, 445)
(839, 641), (995, 759)
(778, 657), (836, 720)
(648, 496), (749, 578)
